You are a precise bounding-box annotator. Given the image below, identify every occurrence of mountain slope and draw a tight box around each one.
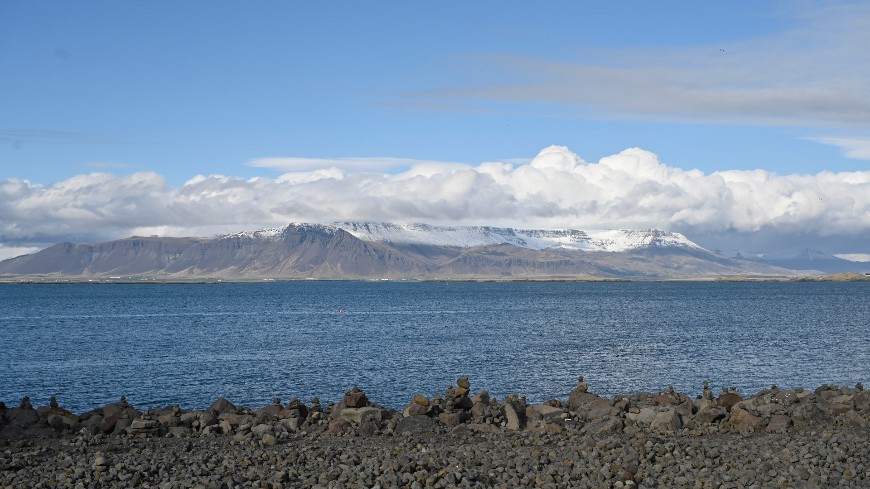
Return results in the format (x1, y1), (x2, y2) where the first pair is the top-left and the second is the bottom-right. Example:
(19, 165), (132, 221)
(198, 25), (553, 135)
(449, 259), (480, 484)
(740, 248), (869, 274)
(0, 222), (802, 280)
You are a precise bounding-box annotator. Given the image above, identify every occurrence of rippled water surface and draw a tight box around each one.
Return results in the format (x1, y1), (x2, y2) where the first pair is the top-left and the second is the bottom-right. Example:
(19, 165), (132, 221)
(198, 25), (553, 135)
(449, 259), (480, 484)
(2, 281), (868, 412)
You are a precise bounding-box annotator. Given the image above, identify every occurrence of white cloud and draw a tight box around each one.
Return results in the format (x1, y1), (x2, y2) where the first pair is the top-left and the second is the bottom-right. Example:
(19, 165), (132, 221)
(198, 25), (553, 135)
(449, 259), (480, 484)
(0, 244), (44, 261)
(2, 146), (870, 255)
(807, 136), (870, 160)
(248, 156), (466, 172)
(834, 254), (870, 263)
(418, 3), (870, 128)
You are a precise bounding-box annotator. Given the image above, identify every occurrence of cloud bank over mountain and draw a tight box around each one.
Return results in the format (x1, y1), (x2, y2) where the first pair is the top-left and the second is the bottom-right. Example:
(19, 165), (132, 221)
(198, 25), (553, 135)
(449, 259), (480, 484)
(2, 145), (869, 260)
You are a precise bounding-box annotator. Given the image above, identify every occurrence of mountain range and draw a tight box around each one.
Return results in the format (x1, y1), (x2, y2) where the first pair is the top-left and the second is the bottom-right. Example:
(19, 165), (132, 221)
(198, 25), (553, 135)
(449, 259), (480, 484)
(0, 222), (848, 280)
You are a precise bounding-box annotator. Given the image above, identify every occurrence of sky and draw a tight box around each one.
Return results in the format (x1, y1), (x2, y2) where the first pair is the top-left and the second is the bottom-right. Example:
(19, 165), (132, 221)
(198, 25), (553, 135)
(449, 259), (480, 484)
(1, 1), (869, 261)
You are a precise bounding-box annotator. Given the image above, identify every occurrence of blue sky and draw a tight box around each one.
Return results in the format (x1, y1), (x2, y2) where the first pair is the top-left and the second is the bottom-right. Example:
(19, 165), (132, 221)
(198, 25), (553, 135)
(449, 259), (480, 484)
(1, 1), (869, 260)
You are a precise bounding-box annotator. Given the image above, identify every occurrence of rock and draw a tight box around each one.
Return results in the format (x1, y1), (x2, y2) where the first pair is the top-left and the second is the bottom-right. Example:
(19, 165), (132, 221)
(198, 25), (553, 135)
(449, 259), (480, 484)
(403, 403), (429, 417)
(261, 433), (278, 446)
(343, 388), (368, 408)
(526, 404), (563, 422)
(651, 393), (680, 407)
(728, 407), (762, 433)
(281, 397), (308, 420)
(208, 397), (238, 415)
(327, 418), (351, 434)
(853, 390), (870, 411)
(412, 394), (430, 406)
(792, 403), (830, 428)
(503, 403), (523, 430)
(454, 387), (470, 398)
(80, 414), (103, 435)
(340, 407), (383, 424)
(281, 417), (303, 432)
(693, 406), (727, 424)
(766, 414), (792, 432)
(843, 410), (867, 427)
(471, 391), (490, 405)
(718, 392), (743, 411)
(457, 376), (470, 389)
(5, 407), (39, 428)
(251, 423), (273, 436)
(470, 401), (487, 419)
(128, 417), (160, 437)
(625, 407), (657, 427)
(46, 413), (78, 432)
(438, 411), (470, 427)
(454, 396), (473, 410)
(567, 391), (600, 412)
(580, 416), (624, 435)
(649, 410), (682, 433)
(395, 415), (437, 434)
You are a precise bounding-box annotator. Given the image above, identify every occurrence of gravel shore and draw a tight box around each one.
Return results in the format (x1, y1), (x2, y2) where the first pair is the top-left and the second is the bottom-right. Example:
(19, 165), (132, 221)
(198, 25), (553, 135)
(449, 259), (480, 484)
(2, 380), (868, 488)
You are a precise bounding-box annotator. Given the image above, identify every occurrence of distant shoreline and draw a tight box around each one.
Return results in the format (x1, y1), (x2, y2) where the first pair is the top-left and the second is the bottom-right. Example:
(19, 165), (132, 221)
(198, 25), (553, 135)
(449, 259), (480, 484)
(1, 272), (869, 284)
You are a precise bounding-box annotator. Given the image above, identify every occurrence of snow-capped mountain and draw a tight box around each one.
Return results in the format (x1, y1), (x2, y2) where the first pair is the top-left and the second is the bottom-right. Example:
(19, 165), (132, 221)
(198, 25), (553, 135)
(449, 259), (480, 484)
(0, 222), (801, 280)
(330, 222), (703, 253)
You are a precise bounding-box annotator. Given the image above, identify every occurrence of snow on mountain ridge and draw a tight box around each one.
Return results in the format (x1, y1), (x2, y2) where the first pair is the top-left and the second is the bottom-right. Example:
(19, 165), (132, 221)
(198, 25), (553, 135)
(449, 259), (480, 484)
(219, 227), (286, 240)
(331, 222), (703, 252)
(219, 222), (704, 252)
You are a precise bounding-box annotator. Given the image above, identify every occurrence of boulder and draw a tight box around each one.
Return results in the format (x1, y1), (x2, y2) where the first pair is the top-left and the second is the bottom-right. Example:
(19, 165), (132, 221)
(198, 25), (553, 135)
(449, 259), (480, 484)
(649, 409), (682, 433)
(46, 413), (78, 432)
(567, 391), (600, 412)
(128, 417), (160, 437)
(339, 407), (383, 424)
(693, 406), (727, 424)
(342, 388), (368, 408)
(327, 418), (351, 434)
(717, 392), (743, 412)
(792, 402), (830, 428)
(208, 397), (238, 415)
(580, 416), (623, 435)
(526, 404), (563, 422)
(471, 402), (487, 419)
(625, 407), (657, 427)
(728, 407), (762, 433)
(438, 411), (470, 428)
(853, 390), (870, 411)
(403, 403), (429, 417)
(5, 407), (39, 428)
(503, 403), (523, 431)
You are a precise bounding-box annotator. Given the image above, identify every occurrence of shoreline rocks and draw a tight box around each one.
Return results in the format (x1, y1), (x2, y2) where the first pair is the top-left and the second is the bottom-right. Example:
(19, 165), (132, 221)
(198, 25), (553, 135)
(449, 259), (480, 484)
(2, 379), (869, 487)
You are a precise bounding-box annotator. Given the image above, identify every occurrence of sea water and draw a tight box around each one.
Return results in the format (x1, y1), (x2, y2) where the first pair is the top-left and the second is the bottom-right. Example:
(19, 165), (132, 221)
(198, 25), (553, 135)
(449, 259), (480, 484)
(1, 281), (868, 412)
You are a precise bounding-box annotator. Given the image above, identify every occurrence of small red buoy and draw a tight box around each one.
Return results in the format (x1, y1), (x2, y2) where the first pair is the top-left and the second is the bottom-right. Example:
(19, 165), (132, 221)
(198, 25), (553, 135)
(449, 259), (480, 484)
(339, 309), (343, 314)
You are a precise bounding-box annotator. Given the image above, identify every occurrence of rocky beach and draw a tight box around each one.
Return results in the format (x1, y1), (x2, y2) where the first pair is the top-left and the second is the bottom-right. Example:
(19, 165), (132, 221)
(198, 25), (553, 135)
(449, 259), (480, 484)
(2, 378), (868, 488)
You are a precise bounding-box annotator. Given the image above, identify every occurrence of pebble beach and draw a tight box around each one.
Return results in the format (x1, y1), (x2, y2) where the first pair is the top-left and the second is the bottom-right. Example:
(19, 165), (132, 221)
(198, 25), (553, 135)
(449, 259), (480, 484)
(2, 379), (868, 488)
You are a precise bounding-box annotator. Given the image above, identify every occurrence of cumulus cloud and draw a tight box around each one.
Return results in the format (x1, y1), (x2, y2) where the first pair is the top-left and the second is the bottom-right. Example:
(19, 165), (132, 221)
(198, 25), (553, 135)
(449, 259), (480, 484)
(3, 146), (870, 255)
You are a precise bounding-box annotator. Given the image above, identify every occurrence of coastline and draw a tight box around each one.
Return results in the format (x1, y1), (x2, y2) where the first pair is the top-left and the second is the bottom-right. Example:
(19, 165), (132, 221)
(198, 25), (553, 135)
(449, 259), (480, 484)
(2, 272), (869, 284)
(2, 381), (869, 487)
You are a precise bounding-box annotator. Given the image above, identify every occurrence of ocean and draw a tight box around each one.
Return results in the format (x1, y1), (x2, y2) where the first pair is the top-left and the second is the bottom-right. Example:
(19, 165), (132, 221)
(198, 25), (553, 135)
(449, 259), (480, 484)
(2, 281), (868, 413)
